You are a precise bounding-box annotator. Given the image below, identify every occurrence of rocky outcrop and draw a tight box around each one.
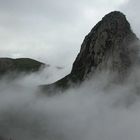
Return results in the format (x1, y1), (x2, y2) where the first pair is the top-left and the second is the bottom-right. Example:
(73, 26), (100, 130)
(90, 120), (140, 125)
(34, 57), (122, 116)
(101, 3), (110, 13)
(41, 11), (140, 93)
(0, 58), (45, 75)
(71, 11), (138, 80)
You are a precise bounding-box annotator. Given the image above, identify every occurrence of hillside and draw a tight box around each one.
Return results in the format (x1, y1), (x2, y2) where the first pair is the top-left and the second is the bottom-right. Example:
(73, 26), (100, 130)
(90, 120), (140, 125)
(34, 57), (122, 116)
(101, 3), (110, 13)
(0, 58), (45, 75)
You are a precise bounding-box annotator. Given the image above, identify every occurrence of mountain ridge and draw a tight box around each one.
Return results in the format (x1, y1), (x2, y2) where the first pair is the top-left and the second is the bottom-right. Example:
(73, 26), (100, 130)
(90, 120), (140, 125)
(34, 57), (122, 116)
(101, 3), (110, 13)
(41, 11), (140, 93)
(0, 57), (46, 76)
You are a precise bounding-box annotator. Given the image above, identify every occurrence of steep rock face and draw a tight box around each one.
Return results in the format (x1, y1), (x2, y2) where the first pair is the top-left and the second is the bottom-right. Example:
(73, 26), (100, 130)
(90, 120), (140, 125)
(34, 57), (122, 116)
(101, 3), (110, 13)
(41, 11), (139, 92)
(0, 58), (45, 75)
(71, 11), (138, 81)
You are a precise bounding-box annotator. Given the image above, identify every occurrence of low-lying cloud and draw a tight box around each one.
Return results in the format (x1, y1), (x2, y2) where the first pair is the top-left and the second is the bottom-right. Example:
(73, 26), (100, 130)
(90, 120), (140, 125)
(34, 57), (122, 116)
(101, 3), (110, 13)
(0, 64), (140, 140)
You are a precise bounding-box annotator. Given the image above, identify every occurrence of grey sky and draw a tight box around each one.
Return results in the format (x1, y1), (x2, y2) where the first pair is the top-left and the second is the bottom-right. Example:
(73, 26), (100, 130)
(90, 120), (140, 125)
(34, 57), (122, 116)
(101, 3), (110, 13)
(121, 0), (140, 37)
(0, 0), (137, 73)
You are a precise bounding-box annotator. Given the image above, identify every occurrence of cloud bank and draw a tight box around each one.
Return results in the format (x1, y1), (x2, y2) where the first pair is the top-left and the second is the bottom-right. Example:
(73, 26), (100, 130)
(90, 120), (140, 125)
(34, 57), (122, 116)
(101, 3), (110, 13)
(0, 64), (140, 140)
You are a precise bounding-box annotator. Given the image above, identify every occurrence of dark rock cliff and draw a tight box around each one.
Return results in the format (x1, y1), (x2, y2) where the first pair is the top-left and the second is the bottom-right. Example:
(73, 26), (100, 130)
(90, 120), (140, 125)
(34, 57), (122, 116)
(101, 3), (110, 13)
(71, 11), (138, 80)
(41, 11), (139, 93)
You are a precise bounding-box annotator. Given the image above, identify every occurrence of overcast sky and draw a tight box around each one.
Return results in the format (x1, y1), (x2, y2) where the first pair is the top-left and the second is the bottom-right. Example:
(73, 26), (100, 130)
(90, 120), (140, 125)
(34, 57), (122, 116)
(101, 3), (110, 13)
(0, 0), (139, 73)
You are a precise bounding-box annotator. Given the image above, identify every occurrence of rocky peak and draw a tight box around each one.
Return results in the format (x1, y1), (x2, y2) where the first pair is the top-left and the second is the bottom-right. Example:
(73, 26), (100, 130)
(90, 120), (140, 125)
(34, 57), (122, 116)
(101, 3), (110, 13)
(70, 11), (138, 81)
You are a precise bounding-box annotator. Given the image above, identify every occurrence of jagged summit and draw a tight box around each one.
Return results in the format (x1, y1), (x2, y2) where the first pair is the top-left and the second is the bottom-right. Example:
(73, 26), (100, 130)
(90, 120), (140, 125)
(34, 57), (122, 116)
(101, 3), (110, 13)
(71, 11), (138, 81)
(41, 11), (139, 92)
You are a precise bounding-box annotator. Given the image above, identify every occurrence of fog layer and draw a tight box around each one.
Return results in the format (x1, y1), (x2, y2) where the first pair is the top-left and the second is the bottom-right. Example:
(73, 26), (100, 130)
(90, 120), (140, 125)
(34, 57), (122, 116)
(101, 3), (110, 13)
(0, 64), (140, 140)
